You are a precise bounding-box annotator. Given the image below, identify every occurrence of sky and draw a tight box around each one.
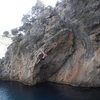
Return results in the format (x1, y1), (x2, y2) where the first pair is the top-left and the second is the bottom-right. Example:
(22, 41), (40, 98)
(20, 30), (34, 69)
(0, 0), (58, 58)
(0, 0), (58, 33)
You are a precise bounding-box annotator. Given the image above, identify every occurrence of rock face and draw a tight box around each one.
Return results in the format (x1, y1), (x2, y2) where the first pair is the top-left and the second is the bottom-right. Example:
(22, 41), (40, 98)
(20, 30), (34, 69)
(0, 0), (100, 87)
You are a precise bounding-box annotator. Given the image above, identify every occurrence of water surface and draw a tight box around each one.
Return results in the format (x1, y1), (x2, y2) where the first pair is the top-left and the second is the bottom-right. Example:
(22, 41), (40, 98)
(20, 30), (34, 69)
(0, 80), (100, 100)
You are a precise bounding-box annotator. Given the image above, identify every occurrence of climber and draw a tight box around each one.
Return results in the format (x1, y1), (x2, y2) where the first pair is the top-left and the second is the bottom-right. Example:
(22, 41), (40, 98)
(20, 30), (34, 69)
(39, 51), (48, 62)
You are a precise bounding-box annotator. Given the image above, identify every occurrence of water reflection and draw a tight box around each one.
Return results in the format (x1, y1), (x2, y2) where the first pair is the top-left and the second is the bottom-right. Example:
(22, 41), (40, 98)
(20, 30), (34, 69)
(0, 88), (9, 100)
(0, 80), (100, 100)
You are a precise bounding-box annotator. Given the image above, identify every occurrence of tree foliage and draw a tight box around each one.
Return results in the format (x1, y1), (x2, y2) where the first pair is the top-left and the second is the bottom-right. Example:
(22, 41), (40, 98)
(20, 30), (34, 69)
(31, 0), (45, 16)
(11, 28), (18, 36)
(21, 0), (45, 24)
(3, 31), (9, 37)
(21, 14), (31, 24)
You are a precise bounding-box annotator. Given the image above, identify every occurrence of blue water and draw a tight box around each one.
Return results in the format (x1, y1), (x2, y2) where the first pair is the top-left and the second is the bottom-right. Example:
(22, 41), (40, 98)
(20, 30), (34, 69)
(0, 81), (100, 100)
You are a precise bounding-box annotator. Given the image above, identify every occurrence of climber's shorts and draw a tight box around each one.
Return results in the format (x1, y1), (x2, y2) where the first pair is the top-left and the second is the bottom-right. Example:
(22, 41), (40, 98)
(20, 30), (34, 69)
(40, 58), (45, 61)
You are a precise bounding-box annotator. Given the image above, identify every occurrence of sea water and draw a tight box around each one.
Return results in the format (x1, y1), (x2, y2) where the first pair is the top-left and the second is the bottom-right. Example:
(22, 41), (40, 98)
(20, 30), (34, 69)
(0, 80), (100, 100)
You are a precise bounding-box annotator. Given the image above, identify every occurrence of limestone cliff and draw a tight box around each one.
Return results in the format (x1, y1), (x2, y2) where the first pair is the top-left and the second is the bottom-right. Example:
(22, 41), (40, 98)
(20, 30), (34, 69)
(0, 0), (100, 87)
